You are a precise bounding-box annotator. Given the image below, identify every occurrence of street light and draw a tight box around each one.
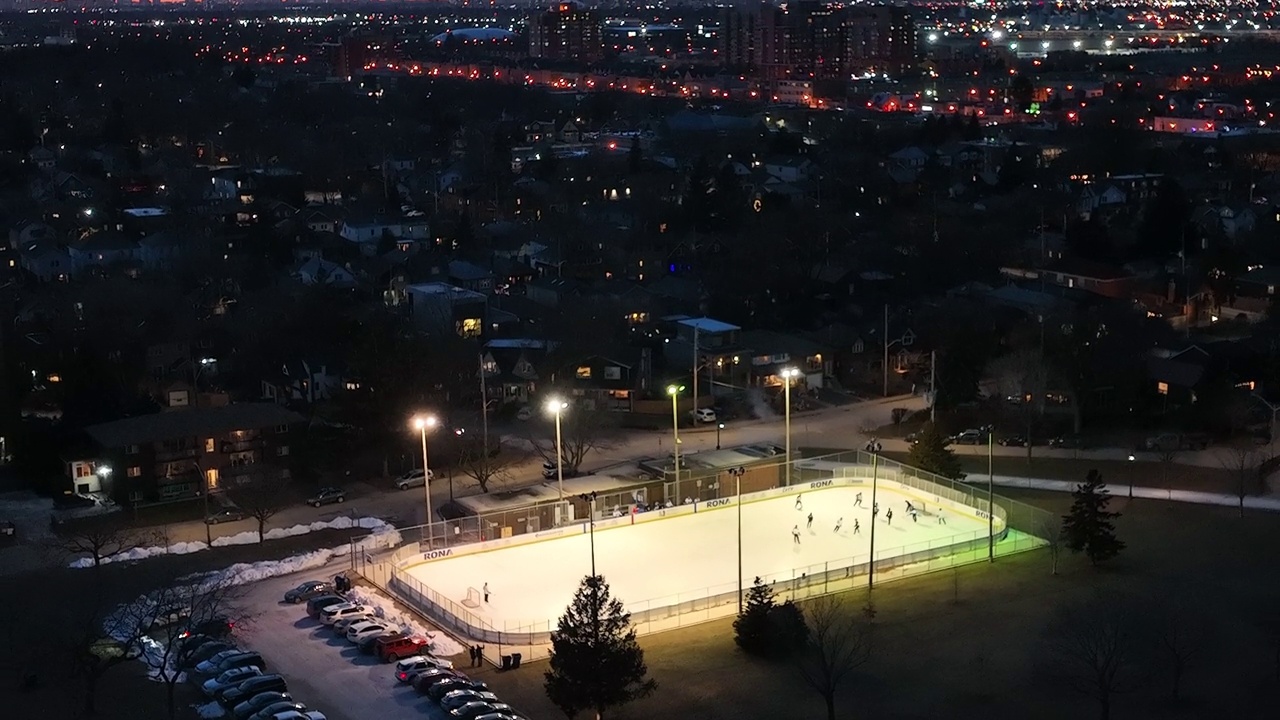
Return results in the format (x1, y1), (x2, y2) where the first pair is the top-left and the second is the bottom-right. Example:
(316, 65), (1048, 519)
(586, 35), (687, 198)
(412, 415), (438, 547)
(781, 368), (800, 486)
(578, 491), (598, 576)
(716, 422), (725, 450)
(729, 466), (746, 613)
(546, 398), (568, 505)
(667, 385), (684, 481)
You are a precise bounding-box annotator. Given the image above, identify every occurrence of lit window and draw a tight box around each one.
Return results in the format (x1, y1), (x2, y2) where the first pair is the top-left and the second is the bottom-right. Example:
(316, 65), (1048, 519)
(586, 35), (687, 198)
(205, 438), (215, 453)
(456, 318), (482, 338)
(127, 466), (142, 477)
(576, 366), (592, 379)
(1157, 382), (1169, 395)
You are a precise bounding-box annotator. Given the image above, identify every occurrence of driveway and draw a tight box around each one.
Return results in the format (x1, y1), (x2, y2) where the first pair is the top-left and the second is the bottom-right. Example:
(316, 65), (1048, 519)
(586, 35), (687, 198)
(233, 565), (454, 720)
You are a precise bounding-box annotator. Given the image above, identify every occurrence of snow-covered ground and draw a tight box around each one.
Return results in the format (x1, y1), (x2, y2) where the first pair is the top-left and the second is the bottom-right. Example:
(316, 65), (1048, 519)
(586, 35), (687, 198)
(406, 485), (996, 629)
(345, 585), (464, 657)
(69, 517), (401, 568)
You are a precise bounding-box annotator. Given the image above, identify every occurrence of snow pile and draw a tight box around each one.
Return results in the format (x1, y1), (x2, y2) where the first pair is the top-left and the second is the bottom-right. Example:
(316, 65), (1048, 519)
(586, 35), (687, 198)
(210, 516), (398, 548)
(0, 491), (56, 541)
(205, 545), (352, 588)
(69, 516), (399, 568)
(346, 585), (464, 658)
(195, 700), (226, 718)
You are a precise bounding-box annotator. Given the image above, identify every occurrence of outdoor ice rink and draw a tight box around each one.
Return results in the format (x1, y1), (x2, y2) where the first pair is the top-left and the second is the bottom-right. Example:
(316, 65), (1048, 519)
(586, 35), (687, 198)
(404, 485), (999, 629)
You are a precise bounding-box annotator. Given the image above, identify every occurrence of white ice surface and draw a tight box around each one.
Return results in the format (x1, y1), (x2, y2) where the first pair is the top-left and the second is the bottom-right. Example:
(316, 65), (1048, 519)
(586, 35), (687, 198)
(406, 486), (992, 628)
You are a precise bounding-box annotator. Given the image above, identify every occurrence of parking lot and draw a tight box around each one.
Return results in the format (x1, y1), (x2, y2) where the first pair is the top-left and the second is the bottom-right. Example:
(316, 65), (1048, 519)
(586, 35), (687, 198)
(231, 566), (481, 720)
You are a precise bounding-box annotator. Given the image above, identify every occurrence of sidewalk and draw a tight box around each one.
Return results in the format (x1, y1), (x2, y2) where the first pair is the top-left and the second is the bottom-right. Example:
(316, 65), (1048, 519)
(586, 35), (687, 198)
(978, 474), (1280, 512)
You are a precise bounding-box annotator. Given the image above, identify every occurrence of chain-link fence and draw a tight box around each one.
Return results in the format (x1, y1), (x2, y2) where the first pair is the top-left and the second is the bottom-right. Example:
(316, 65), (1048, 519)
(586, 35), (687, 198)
(352, 448), (1054, 663)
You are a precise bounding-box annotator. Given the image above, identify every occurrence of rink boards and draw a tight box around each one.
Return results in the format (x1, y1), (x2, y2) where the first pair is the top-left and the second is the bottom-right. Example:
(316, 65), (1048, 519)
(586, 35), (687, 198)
(385, 469), (1010, 646)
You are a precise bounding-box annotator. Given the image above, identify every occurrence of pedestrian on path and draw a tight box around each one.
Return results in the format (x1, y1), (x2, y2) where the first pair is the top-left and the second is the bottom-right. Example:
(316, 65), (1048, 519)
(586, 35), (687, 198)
(468, 646), (478, 667)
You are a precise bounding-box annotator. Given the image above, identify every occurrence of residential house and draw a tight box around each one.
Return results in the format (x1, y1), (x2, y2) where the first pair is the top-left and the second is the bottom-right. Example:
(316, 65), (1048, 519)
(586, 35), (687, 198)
(339, 216), (431, 254)
(525, 275), (586, 308)
(262, 360), (346, 405)
(1038, 259), (1133, 299)
(28, 146), (56, 172)
(557, 351), (646, 411)
(8, 220), (56, 250)
(406, 282), (488, 338)
(1236, 266), (1280, 298)
(298, 206), (342, 234)
(740, 330), (831, 389)
(762, 157), (816, 183)
(67, 231), (136, 271)
(663, 316), (750, 394)
(1076, 184), (1127, 221)
(81, 403), (303, 505)
(137, 231), (187, 270)
(447, 260), (496, 293)
(888, 146), (929, 169)
(1193, 202), (1256, 240)
(295, 256), (356, 288)
(19, 243), (71, 282)
(481, 339), (554, 405)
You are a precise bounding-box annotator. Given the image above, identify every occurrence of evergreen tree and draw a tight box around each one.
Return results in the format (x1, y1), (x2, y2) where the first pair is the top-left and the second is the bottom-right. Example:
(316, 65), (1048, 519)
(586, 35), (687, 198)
(1062, 469), (1125, 566)
(906, 422), (964, 479)
(734, 576), (776, 655)
(544, 575), (656, 719)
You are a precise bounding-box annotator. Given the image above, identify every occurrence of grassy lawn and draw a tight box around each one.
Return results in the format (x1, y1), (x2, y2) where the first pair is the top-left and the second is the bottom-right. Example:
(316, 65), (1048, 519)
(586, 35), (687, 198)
(481, 494), (1280, 720)
(880, 450), (1246, 495)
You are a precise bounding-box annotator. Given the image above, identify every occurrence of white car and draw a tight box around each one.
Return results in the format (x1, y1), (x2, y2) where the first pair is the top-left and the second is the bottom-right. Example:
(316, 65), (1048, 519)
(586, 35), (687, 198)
(202, 666), (261, 696)
(394, 469), (435, 490)
(394, 655), (454, 681)
(515, 405), (533, 421)
(693, 407), (717, 423)
(332, 613), (375, 633)
(319, 603), (369, 625)
(346, 620), (394, 643)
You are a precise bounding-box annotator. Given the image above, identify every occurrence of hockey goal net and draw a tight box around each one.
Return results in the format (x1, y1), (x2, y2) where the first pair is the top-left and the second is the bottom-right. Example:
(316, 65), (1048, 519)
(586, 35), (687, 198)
(461, 587), (481, 608)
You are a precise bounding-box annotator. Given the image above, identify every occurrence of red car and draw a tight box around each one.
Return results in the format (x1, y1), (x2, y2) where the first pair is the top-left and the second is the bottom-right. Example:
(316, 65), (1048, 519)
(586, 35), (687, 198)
(376, 634), (430, 662)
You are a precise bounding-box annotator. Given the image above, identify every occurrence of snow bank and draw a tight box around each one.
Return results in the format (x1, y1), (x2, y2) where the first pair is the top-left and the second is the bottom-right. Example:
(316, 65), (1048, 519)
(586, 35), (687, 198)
(195, 700), (226, 718)
(346, 585), (465, 658)
(69, 516), (398, 568)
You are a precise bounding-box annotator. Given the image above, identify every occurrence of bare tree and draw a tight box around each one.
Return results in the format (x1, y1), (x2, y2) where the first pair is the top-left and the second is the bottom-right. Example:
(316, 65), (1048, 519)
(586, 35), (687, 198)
(986, 348), (1051, 461)
(529, 405), (613, 474)
(796, 594), (873, 720)
(1156, 447), (1180, 490)
(1038, 518), (1065, 576)
(139, 575), (247, 720)
(63, 589), (150, 715)
(1041, 593), (1146, 720)
(53, 519), (157, 567)
(229, 480), (288, 543)
(1218, 447), (1259, 518)
(457, 443), (518, 494)
(1150, 595), (1210, 700)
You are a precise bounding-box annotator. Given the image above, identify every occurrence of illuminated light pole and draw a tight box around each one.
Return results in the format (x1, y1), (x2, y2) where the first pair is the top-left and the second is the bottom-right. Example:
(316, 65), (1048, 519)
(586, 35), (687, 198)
(412, 415), (438, 547)
(578, 491), (598, 576)
(988, 428), (995, 563)
(781, 367), (800, 486)
(869, 452), (879, 591)
(716, 422), (725, 450)
(546, 398), (568, 505)
(667, 385), (684, 481)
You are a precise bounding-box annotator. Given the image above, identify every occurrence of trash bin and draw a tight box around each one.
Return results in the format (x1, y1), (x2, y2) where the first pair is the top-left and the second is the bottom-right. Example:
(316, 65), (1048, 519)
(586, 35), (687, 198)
(501, 655), (512, 670)
(511, 653), (522, 669)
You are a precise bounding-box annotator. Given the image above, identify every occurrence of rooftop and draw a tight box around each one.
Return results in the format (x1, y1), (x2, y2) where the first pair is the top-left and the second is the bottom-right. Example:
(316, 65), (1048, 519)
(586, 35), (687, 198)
(677, 316), (740, 334)
(85, 403), (304, 448)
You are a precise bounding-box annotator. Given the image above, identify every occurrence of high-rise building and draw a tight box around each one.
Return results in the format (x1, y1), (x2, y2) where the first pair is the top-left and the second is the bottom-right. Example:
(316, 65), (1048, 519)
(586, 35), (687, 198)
(719, 2), (918, 80)
(528, 2), (604, 64)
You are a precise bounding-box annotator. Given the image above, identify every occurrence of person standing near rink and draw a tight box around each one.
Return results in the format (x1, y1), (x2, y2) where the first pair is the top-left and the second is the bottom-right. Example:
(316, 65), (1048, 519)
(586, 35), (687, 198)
(834, 517), (843, 533)
(807, 512), (814, 530)
(795, 494), (803, 511)
(792, 525), (801, 544)
(854, 492), (863, 507)
(886, 508), (894, 525)
(853, 519), (860, 534)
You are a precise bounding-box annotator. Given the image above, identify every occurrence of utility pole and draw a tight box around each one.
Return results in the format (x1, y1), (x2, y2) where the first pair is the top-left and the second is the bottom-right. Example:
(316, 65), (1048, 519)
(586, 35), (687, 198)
(988, 429), (995, 563)
(929, 350), (937, 423)
(882, 304), (889, 397)
(868, 453), (878, 590)
(478, 354), (490, 454)
(692, 324), (699, 419)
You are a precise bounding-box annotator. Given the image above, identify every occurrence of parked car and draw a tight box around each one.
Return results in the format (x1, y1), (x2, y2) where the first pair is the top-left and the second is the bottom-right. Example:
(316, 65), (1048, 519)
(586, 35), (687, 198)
(180, 640), (234, 670)
(196, 651), (266, 679)
(395, 655), (454, 682)
(429, 679), (487, 701)
(541, 462), (583, 480)
(219, 674), (288, 708)
(346, 620), (394, 643)
(474, 713), (524, 720)
(998, 435), (1029, 447)
(442, 690), (499, 711)
(332, 613), (375, 633)
(376, 634), (431, 662)
(1144, 432), (1210, 452)
(1048, 434), (1088, 449)
(232, 692), (295, 720)
(357, 630), (401, 654)
(191, 648), (243, 674)
(183, 616), (234, 640)
(248, 702), (306, 720)
(284, 581), (333, 604)
(951, 429), (983, 445)
(202, 666), (261, 697)
(515, 406), (533, 421)
(206, 508), (247, 525)
(450, 701), (501, 719)
(306, 487), (345, 507)
(268, 711), (325, 720)
(305, 595), (347, 619)
(394, 468), (435, 490)
(412, 669), (464, 694)
(693, 407), (717, 423)
(148, 604), (191, 628)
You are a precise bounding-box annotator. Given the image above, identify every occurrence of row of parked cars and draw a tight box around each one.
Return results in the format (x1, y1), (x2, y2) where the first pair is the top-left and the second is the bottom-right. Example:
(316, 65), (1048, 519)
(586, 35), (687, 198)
(178, 625), (325, 719)
(286, 579), (527, 720)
